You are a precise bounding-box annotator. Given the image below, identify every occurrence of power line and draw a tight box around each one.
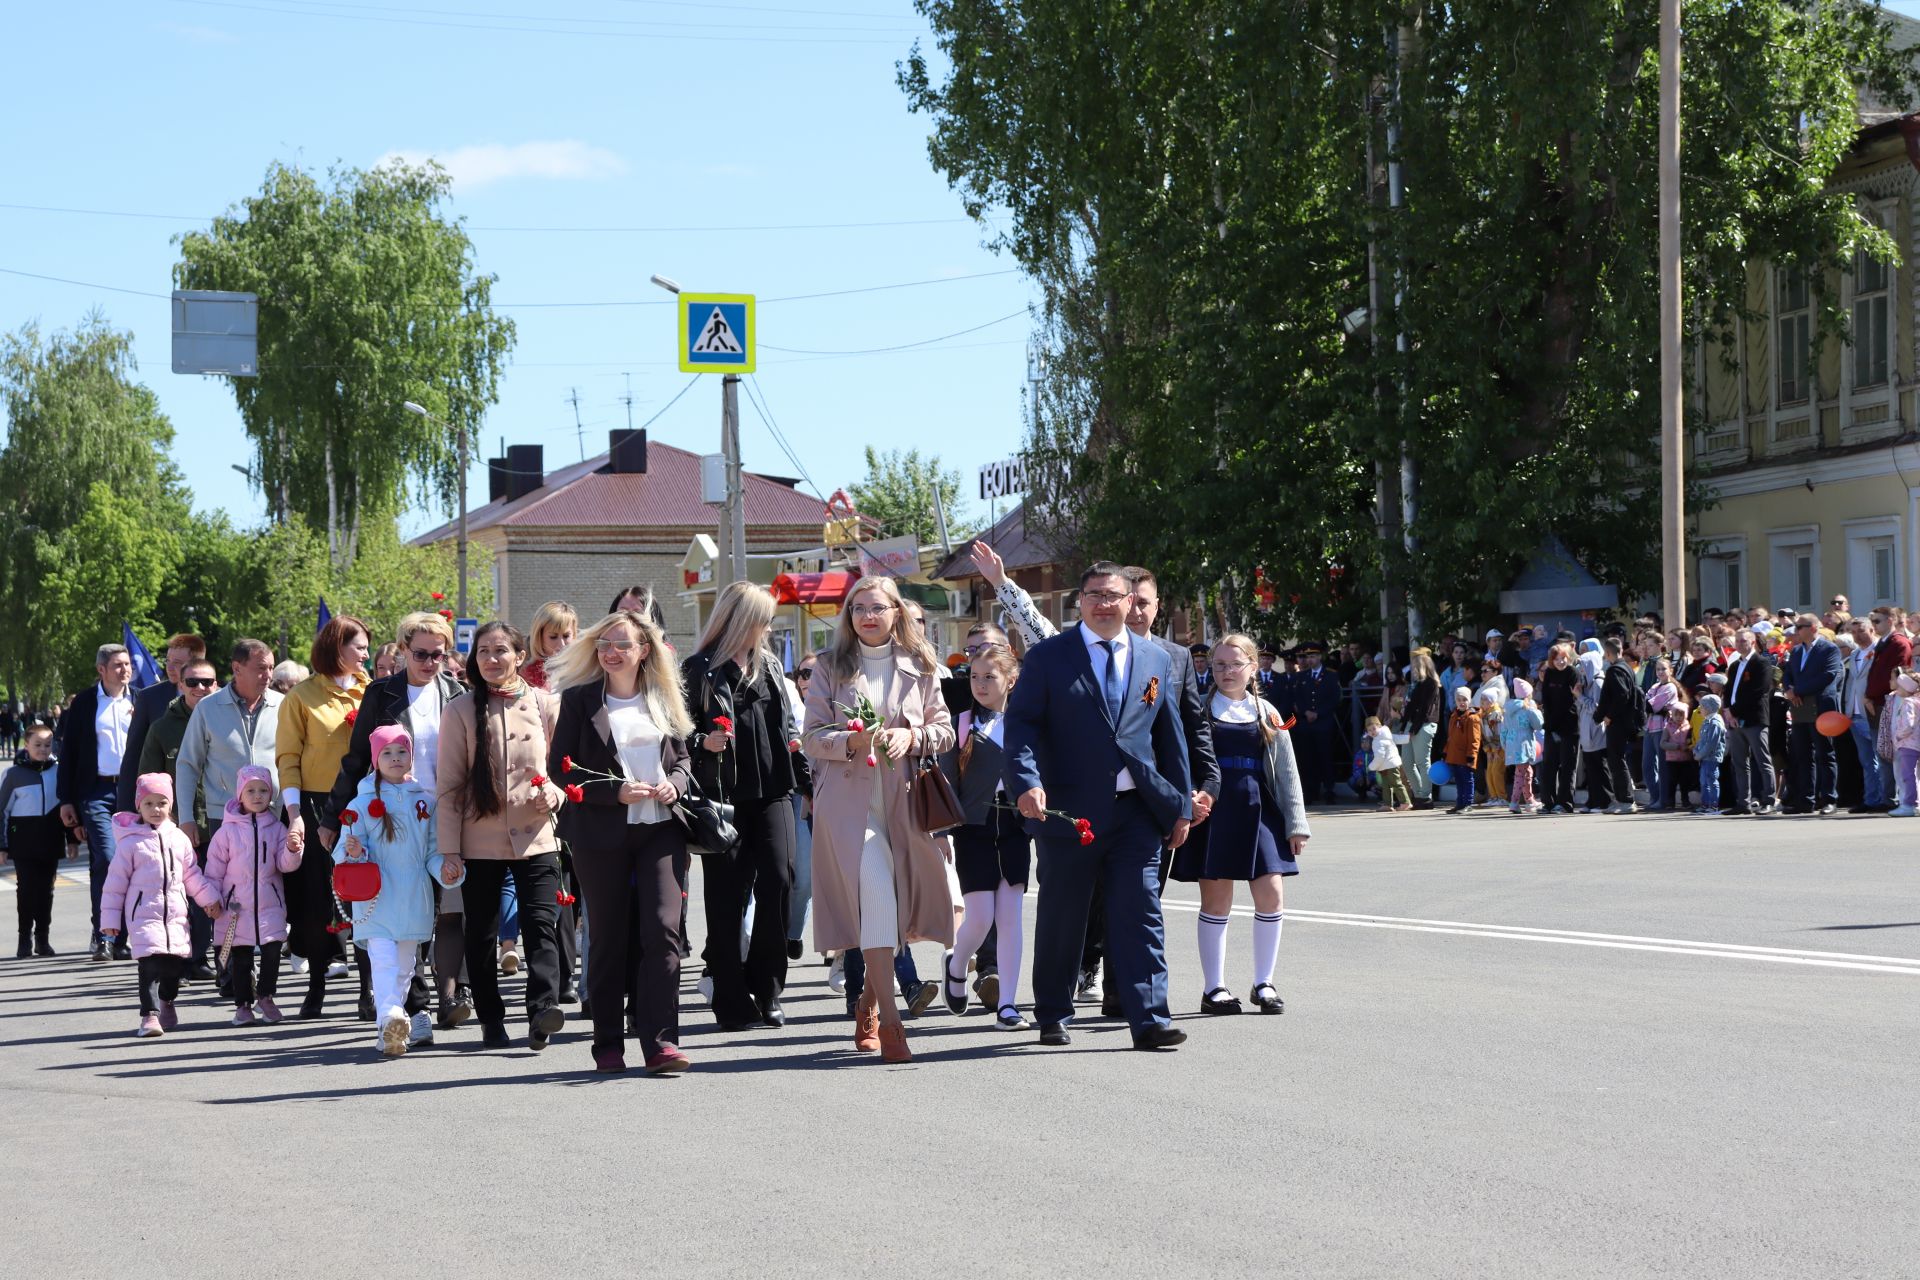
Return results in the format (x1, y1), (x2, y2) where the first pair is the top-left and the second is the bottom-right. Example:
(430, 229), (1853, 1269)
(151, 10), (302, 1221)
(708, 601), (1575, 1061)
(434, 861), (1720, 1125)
(742, 375), (823, 499)
(0, 201), (972, 234)
(265, 0), (918, 34)
(760, 308), (1027, 355)
(0, 267), (171, 299)
(167, 0), (914, 44)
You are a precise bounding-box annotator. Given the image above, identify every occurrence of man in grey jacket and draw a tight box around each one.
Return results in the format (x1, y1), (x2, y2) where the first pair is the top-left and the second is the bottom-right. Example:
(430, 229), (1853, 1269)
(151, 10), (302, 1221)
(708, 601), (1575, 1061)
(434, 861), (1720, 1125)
(175, 638), (283, 848)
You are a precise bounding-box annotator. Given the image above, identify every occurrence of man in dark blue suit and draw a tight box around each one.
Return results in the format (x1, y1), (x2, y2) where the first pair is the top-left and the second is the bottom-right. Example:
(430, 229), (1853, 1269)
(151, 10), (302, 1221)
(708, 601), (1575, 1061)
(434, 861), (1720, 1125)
(1288, 643), (1342, 804)
(1005, 563), (1194, 1050)
(1783, 613), (1843, 813)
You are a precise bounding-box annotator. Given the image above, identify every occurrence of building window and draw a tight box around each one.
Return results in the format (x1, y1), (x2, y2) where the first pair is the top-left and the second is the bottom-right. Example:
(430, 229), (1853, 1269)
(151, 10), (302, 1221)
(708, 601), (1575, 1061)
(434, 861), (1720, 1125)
(1794, 551), (1814, 608)
(1698, 543), (1747, 615)
(1778, 269), (1811, 405)
(1769, 528), (1819, 613)
(1853, 234), (1890, 390)
(1873, 542), (1895, 604)
(1727, 558), (1742, 611)
(1845, 520), (1900, 610)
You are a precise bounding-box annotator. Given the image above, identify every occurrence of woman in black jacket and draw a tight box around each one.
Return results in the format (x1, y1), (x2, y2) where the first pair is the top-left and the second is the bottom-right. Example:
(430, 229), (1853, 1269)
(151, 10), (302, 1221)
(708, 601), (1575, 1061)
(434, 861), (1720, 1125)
(1537, 643), (1582, 812)
(1401, 649), (1442, 809)
(548, 608), (695, 1075)
(680, 582), (805, 1032)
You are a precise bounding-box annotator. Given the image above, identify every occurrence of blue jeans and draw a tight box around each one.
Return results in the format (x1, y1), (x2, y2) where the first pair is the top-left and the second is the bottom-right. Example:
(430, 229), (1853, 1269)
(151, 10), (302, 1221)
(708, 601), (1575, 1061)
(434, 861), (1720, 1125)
(788, 793), (811, 944)
(843, 943), (921, 1005)
(1641, 734), (1665, 808)
(80, 779), (116, 942)
(1850, 714), (1884, 807)
(1699, 758), (1721, 810)
(499, 875), (519, 945)
(1454, 767), (1476, 808)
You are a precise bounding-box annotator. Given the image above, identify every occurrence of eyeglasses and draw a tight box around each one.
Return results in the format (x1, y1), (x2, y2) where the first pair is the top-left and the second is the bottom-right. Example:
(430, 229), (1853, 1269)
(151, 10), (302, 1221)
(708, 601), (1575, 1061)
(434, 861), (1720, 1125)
(850, 604), (896, 618)
(794, 669), (814, 681)
(1079, 590), (1130, 606)
(182, 677), (216, 689)
(1212, 660), (1252, 673)
(410, 648), (447, 664)
(596, 639), (645, 652)
(963, 641), (1003, 657)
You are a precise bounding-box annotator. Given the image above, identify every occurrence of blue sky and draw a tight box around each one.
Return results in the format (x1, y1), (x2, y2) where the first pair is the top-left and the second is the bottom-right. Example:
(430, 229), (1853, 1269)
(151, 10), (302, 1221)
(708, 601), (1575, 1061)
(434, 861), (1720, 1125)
(3, 0), (1031, 534)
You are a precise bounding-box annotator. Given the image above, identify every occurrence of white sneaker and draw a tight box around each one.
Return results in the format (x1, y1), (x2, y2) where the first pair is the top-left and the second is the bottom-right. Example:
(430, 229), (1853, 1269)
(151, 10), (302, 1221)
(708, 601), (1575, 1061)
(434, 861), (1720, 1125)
(408, 1011), (434, 1046)
(326, 960), (350, 979)
(697, 974), (715, 1005)
(826, 954), (846, 995)
(1891, 805), (1916, 817)
(288, 954), (308, 975)
(380, 1011), (409, 1057)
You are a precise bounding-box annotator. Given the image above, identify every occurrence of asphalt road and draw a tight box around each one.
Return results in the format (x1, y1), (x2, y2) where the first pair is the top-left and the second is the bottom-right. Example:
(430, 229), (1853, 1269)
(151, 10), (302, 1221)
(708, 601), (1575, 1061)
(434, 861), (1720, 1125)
(2, 807), (1915, 1279)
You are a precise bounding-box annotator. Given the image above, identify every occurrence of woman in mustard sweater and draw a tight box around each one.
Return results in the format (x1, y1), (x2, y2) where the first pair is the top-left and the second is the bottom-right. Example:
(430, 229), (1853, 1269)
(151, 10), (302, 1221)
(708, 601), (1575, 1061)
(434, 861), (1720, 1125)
(277, 616), (372, 1018)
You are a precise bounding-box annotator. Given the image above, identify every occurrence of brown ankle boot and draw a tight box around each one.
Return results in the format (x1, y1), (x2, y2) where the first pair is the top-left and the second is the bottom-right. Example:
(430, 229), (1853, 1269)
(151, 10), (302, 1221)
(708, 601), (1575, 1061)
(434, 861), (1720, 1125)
(854, 989), (880, 1052)
(878, 1019), (911, 1063)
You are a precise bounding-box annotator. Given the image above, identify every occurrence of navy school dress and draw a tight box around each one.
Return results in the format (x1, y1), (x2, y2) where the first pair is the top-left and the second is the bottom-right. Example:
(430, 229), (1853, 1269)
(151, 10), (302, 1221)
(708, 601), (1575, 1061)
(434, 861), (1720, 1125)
(1170, 715), (1297, 882)
(944, 710), (1032, 894)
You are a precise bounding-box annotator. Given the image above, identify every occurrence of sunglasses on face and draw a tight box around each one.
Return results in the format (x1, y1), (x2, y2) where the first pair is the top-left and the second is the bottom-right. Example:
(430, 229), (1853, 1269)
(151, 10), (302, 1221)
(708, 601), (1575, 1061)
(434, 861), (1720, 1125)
(183, 677), (216, 689)
(410, 648), (447, 663)
(596, 639), (644, 652)
(795, 669), (814, 681)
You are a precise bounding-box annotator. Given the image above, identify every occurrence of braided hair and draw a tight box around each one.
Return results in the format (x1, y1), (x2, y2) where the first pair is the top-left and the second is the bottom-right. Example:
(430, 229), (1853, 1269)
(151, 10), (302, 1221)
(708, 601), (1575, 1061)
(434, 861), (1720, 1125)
(458, 621), (528, 820)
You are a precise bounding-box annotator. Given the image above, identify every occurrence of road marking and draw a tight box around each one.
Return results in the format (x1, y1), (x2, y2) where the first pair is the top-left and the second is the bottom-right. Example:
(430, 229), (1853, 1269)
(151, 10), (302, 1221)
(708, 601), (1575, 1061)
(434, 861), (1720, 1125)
(1159, 900), (1920, 977)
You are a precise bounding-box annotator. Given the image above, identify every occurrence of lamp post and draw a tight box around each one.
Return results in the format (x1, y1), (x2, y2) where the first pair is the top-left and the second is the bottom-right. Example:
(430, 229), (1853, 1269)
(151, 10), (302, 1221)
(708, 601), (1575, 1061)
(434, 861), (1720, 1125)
(652, 273), (748, 585)
(1658, 0), (1685, 630)
(404, 400), (468, 617)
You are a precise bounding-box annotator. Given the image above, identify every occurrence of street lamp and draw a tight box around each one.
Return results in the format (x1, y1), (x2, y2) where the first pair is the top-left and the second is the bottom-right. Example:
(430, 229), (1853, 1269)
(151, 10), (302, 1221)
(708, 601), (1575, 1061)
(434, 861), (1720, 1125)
(404, 400), (469, 618)
(653, 271), (746, 584)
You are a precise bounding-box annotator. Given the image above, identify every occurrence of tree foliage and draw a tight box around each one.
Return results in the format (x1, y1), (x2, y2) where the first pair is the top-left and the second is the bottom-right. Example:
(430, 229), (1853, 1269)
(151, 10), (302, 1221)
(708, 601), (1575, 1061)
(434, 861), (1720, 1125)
(903, 0), (1914, 641)
(173, 160), (515, 574)
(848, 445), (970, 548)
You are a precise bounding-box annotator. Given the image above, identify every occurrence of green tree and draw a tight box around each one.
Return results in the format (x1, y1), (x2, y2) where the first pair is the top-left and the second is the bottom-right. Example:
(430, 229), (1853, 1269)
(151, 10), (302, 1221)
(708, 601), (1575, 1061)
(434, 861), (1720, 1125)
(173, 160), (515, 574)
(39, 483), (184, 690)
(0, 314), (186, 697)
(847, 446), (970, 548)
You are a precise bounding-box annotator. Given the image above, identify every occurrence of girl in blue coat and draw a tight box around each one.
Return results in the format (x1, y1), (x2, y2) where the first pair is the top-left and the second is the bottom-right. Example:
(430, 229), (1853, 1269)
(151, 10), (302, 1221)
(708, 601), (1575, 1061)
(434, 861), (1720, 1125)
(337, 725), (463, 1057)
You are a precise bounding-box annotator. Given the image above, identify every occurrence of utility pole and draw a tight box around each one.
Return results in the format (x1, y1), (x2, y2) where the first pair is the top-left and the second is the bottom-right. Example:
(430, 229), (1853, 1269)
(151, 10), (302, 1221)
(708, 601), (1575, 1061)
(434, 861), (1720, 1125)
(722, 374), (747, 584)
(1658, 0), (1686, 630)
(567, 386), (585, 461)
(1389, 21), (1421, 646)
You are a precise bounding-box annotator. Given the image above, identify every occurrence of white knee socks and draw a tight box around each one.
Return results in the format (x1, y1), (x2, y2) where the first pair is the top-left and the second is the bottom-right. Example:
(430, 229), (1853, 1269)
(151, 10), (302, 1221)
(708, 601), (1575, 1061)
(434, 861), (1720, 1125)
(994, 881), (1024, 1012)
(1252, 911), (1283, 987)
(952, 890), (995, 981)
(1197, 913), (1229, 993)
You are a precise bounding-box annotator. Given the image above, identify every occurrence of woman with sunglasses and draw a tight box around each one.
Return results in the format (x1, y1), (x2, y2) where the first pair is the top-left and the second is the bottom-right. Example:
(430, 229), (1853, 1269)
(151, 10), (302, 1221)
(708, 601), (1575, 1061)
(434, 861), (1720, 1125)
(321, 612), (473, 1028)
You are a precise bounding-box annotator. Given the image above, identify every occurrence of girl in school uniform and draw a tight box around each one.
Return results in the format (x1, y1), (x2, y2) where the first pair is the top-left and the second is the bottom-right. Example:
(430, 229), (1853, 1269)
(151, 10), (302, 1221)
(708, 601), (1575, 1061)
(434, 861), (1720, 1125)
(1170, 633), (1310, 1016)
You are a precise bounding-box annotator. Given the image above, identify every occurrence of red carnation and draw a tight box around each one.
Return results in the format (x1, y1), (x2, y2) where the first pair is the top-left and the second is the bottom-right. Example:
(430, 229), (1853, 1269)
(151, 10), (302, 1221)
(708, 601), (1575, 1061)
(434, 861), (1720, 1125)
(561, 756), (575, 773)
(713, 716), (734, 733)
(530, 774), (547, 787)
(1079, 828), (1095, 846)
(439, 609), (453, 620)
(343, 708), (358, 725)
(787, 738), (802, 753)
(431, 592), (445, 602)
(564, 783), (585, 804)
(365, 799), (387, 819)
(338, 808), (360, 826)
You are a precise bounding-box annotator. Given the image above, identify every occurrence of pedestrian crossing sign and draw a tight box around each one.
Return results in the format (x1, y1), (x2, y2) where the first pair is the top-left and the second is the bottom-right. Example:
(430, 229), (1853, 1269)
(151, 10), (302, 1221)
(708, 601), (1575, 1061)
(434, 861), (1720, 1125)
(679, 293), (756, 373)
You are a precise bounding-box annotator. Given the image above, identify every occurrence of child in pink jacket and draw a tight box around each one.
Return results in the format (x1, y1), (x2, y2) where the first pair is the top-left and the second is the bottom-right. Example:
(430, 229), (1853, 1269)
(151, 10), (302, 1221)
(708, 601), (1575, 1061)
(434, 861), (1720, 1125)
(100, 774), (222, 1038)
(203, 765), (303, 1026)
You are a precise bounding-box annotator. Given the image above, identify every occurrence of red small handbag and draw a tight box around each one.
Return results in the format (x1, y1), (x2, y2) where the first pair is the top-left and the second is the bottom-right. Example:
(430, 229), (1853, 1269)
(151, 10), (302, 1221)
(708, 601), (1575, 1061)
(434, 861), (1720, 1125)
(333, 861), (382, 902)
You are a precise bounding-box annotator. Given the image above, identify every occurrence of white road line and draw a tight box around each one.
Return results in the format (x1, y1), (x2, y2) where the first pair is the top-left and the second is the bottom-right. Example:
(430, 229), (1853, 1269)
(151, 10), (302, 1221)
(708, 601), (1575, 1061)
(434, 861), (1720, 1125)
(1159, 900), (1920, 976)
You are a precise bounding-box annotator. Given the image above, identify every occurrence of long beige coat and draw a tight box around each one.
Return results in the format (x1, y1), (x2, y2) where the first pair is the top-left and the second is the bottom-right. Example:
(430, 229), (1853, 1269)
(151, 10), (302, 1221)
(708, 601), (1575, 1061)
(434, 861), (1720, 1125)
(435, 686), (566, 861)
(802, 649), (956, 953)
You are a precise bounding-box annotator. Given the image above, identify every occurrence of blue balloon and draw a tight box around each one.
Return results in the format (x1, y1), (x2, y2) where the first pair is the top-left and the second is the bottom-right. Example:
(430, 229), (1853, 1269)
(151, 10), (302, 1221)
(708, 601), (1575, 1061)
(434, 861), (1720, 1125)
(1428, 761), (1453, 786)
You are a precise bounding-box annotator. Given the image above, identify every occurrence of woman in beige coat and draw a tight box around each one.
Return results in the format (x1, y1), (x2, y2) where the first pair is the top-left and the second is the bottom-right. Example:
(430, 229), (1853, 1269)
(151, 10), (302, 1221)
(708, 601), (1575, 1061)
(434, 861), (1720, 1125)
(802, 576), (955, 1063)
(436, 621), (569, 1051)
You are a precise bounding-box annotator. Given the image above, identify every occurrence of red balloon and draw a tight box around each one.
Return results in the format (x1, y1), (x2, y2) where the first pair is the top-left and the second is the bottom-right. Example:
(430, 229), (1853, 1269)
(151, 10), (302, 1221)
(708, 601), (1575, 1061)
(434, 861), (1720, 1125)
(1815, 710), (1852, 738)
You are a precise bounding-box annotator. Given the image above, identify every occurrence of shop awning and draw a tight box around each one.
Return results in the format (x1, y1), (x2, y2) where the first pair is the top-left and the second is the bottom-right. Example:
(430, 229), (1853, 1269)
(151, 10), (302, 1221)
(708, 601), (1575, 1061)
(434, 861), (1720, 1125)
(772, 571), (857, 606)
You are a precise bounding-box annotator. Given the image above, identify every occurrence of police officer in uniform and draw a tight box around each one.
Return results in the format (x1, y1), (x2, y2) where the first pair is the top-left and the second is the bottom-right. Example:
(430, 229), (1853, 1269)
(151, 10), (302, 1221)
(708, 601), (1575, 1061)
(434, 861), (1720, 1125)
(1287, 642), (1342, 804)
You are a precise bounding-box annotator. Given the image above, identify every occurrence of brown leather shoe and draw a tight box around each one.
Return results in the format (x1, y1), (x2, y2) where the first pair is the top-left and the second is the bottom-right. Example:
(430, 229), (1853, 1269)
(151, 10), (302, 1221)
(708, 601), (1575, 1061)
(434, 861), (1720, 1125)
(878, 1019), (911, 1063)
(854, 989), (880, 1052)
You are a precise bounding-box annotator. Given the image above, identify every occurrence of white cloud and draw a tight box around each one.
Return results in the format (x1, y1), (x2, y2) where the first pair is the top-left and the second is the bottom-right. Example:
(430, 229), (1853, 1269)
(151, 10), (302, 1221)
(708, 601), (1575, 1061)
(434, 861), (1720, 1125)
(375, 140), (628, 189)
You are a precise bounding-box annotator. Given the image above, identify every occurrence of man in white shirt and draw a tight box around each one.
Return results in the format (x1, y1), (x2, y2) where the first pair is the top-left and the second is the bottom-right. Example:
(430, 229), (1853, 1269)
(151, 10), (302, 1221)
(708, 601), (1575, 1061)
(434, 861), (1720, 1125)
(55, 644), (136, 960)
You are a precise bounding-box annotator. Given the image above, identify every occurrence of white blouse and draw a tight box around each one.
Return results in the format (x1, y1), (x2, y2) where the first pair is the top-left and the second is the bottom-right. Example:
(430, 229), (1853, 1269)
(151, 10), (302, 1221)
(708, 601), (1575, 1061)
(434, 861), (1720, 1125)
(605, 692), (668, 825)
(1210, 691), (1260, 724)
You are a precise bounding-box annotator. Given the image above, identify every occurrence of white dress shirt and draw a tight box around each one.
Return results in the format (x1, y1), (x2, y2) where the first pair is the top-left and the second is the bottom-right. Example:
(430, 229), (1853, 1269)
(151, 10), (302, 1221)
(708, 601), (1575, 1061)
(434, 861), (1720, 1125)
(605, 691), (668, 825)
(94, 683), (133, 777)
(405, 679), (444, 794)
(1079, 622), (1136, 792)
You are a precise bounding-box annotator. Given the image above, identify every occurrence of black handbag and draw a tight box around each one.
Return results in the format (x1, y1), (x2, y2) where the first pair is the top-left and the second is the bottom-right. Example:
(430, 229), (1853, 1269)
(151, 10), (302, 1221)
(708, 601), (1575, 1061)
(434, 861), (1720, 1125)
(677, 772), (740, 860)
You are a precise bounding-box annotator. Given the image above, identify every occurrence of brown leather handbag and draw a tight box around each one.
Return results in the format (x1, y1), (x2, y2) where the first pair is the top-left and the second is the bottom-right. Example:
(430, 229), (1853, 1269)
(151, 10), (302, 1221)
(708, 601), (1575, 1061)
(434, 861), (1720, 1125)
(906, 755), (965, 834)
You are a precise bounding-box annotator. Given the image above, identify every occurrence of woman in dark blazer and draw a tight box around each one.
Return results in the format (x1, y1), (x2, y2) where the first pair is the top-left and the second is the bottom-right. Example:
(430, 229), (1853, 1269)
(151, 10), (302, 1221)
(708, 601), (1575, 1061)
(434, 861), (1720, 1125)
(547, 608), (695, 1075)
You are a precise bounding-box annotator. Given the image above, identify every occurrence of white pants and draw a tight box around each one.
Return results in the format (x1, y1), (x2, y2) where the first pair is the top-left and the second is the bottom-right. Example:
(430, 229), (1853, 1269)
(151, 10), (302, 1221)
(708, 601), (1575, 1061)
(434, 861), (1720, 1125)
(858, 823), (899, 952)
(365, 938), (417, 1019)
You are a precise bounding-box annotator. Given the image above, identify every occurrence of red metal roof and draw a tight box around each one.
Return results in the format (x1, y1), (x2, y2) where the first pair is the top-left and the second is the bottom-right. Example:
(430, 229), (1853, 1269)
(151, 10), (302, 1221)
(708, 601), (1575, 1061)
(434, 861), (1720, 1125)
(771, 571), (856, 605)
(412, 438), (826, 543)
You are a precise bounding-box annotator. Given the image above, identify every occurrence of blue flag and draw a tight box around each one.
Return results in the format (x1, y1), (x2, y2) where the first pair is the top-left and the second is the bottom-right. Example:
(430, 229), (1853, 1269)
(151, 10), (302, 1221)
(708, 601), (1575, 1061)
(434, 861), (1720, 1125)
(317, 596), (332, 636)
(121, 623), (161, 691)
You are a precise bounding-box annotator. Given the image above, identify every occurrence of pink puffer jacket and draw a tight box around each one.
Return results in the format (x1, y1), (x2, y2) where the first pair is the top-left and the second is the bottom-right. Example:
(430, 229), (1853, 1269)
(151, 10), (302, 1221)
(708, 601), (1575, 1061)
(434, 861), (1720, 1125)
(99, 813), (219, 959)
(203, 799), (302, 947)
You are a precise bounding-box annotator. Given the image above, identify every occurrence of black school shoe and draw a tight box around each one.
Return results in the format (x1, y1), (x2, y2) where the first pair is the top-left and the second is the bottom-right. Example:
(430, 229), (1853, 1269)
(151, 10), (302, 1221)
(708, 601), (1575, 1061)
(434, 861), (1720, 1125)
(1201, 988), (1242, 1015)
(1131, 1026), (1187, 1051)
(529, 1005), (565, 1051)
(1249, 984), (1284, 1014)
(480, 1021), (512, 1049)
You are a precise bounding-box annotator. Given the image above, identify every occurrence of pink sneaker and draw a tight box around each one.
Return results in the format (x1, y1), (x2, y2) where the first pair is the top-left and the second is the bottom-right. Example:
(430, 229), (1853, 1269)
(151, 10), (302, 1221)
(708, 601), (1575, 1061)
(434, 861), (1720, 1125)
(135, 1013), (163, 1038)
(158, 1001), (179, 1032)
(232, 1005), (258, 1027)
(254, 996), (283, 1024)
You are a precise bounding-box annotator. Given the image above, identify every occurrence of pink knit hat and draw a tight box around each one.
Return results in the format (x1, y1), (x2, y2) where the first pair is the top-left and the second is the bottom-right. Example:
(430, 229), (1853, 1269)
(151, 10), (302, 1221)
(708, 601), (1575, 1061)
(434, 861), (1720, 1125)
(235, 764), (274, 791)
(1512, 679), (1533, 701)
(369, 724), (412, 759)
(135, 773), (173, 803)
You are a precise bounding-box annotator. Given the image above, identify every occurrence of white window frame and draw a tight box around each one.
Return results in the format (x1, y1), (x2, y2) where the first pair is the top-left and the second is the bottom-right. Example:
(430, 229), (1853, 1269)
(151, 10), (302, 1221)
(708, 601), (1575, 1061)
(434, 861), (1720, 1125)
(1841, 197), (1901, 445)
(1775, 266), (1813, 407)
(1697, 537), (1749, 616)
(1844, 516), (1901, 610)
(1767, 525), (1821, 614)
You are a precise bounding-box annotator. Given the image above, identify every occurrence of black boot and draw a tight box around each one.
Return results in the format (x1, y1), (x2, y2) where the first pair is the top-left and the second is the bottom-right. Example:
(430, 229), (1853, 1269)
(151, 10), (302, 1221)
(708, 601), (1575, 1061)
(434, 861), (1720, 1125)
(34, 927), (54, 957)
(299, 973), (326, 1019)
(15, 931), (29, 959)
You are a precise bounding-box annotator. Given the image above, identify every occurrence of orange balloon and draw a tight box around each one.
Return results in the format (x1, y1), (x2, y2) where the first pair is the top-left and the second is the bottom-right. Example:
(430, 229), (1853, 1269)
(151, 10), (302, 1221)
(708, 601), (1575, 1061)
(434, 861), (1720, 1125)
(1815, 710), (1852, 738)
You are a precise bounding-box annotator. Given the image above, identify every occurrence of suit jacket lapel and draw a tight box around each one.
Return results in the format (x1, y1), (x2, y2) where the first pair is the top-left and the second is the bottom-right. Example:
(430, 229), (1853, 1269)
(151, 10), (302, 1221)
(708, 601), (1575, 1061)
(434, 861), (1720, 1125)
(1070, 632), (1116, 731)
(1115, 633), (1144, 729)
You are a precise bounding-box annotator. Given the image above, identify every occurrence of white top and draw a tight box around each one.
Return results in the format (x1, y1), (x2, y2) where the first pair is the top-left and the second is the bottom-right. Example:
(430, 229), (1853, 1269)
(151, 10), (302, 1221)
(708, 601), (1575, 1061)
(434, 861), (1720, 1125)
(405, 679), (444, 794)
(1077, 622), (1136, 792)
(605, 691), (667, 825)
(860, 643), (896, 807)
(95, 683), (133, 776)
(1210, 691), (1259, 724)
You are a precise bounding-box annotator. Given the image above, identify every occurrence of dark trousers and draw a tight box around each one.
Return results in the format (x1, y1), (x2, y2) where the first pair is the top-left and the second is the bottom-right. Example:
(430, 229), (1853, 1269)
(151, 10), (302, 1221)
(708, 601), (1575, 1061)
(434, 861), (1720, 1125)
(1604, 726), (1635, 807)
(80, 779), (116, 941)
(136, 954), (185, 1014)
(701, 794), (794, 1024)
(575, 820), (687, 1059)
(462, 854), (563, 1027)
(1033, 792), (1169, 1032)
(1294, 725), (1335, 802)
(1729, 722), (1776, 809)
(228, 941), (282, 1005)
(1580, 750), (1611, 808)
(1789, 719), (1838, 808)
(186, 845), (211, 966)
(283, 798), (344, 988)
(8, 816), (61, 937)
(1540, 732), (1578, 808)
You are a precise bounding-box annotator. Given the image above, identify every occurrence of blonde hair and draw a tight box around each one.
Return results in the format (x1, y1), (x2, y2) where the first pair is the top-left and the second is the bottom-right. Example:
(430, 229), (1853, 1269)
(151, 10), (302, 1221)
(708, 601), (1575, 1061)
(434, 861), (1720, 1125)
(1212, 633), (1277, 744)
(1408, 648), (1438, 685)
(820, 576), (940, 681)
(529, 600), (579, 658)
(696, 581), (778, 687)
(546, 610), (694, 738)
(396, 611), (456, 650)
